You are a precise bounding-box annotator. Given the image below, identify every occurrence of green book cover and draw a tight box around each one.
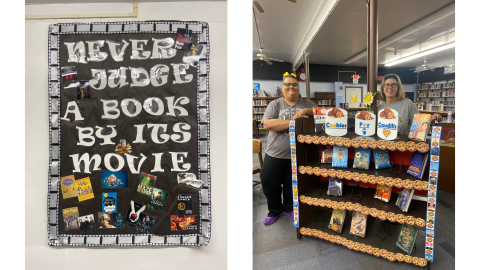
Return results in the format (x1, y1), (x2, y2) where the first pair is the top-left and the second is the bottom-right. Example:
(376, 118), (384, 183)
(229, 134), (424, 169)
(147, 188), (169, 212)
(396, 224), (418, 254)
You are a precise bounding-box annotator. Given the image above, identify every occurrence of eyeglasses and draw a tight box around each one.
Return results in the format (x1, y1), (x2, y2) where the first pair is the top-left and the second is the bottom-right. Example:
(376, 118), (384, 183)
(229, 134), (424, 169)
(384, 83), (398, 88)
(283, 83), (299, 87)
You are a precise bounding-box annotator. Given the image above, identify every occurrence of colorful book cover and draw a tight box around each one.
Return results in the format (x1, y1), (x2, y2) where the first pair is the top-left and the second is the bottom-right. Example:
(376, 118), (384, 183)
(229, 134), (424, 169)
(147, 188), (169, 212)
(374, 185), (392, 202)
(327, 177), (343, 196)
(101, 170), (128, 188)
(396, 224), (418, 254)
(328, 209), (346, 233)
(313, 107), (334, 133)
(171, 215), (198, 231)
(353, 148), (371, 170)
(175, 28), (192, 51)
(332, 145), (348, 168)
(407, 151), (427, 179)
(62, 207), (79, 231)
(134, 214), (155, 234)
(97, 212), (117, 229)
(137, 172), (157, 197)
(102, 192), (117, 213)
(440, 127), (455, 146)
(76, 81), (90, 102)
(350, 211), (368, 238)
(126, 201), (147, 226)
(78, 214), (95, 233)
(114, 212), (125, 228)
(408, 113), (432, 141)
(396, 188), (415, 212)
(373, 149), (391, 169)
(177, 194), (193, 215)
(60, 175), (77, 199)
(75, 177), (94, 202)
(321, 145), (333, 163)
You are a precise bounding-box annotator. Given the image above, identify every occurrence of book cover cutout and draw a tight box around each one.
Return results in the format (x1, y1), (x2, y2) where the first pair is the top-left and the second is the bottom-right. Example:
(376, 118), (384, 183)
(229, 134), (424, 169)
(373, 149), (391, 169)
(97, 212), (118, 229)
(177, 173), (204, 190)
(63, 207), (80, 231)
(175, 28), (192, 51)
(396, 224), (418, 254)
(126, 200), (147, 226)
(114, 212), (125, 228)
(328, 210), (346, 233)
(409, 114), (432, 141)
(76, 81), (90, 102)
(60, 175), (77, 199)
(135, 214), (155, 234)
(177, 194), (193, 215)
(102, 192), (117, 213)
(75, 177), (94, 202)
(101, 170), (128, 188)
(350, 211), (367, 238)
(137, 172), (157, 197)
(332, 146), (348, 168)
(171, 215), (198, 231)
(147, 188), (169, 213)
(353, 148), (370, 170)
(78, 214), (95, 233)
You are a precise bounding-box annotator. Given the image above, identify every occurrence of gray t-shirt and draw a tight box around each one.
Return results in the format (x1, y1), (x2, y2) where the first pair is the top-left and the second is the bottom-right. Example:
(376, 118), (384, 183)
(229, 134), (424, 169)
(262, 98), (316, 159)
(377, 99), (419, 135)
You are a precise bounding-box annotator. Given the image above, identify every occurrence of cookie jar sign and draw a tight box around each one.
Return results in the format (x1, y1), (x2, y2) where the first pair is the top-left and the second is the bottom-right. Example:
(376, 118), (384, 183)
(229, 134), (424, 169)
(377, 108), (398, 140)
(325, 108), (348, 137)
(354, 111), (376, 136)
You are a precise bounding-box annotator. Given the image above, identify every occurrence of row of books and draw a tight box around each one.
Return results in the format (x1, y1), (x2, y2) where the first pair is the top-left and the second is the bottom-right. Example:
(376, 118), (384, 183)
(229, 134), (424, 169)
(418, 91), (455, 98)
(253, 107), (266, 113)
(327, 209), (418, 255)
(253, 115), (263, 122)
(253, 89), (273, 97)
(317, 99), (334, 105)
(253, 100), (270, 106)
(418, 81), (455, 90)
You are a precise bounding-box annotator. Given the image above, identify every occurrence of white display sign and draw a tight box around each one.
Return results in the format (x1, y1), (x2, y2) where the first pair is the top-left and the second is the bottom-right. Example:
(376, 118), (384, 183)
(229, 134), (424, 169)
(377, 108), (399, 140)
(355, 111), (376, 136)
(325, 108), (348, 136)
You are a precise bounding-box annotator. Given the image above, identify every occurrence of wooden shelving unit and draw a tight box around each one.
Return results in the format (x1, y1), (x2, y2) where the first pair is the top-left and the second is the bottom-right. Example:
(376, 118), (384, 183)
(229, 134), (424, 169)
(291, 118), (431, 267)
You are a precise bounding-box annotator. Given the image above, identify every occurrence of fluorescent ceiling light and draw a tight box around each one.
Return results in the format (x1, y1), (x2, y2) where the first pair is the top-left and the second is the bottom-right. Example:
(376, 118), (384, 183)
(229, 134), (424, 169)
(384, 42), (455, 67)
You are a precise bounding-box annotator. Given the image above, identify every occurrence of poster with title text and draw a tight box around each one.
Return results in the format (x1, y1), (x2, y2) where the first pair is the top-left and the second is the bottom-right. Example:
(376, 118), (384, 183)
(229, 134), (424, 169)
(47, 21), (211, 247)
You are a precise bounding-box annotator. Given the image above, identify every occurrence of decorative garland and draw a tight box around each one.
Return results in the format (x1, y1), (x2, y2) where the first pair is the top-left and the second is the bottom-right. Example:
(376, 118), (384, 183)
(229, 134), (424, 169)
(299, 227), (428, 267)
(297, 135), (429, 153)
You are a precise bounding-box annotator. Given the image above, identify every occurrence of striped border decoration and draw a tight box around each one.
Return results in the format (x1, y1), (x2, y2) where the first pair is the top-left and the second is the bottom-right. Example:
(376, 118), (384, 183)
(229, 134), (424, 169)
(424, 126), (441, 261)
(47, 21), (211, 247)
(289, 120), (299, 228)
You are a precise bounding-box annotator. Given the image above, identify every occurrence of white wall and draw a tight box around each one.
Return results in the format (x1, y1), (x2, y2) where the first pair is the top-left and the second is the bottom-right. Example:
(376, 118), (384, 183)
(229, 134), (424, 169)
(25, 2), (227, 270)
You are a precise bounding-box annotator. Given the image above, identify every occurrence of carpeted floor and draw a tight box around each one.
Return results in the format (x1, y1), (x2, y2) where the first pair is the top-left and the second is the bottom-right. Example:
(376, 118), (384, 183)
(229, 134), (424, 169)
(253, 133), (455, 270)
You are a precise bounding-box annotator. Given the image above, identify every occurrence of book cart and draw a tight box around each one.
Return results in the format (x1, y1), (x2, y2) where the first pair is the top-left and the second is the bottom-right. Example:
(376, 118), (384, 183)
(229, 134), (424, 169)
(290, 117), (439, 268)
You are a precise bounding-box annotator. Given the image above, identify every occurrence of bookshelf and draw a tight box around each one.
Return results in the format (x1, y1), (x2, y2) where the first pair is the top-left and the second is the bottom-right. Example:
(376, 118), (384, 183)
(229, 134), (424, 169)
(290, 117), (435, 267)
(417, 80), (455, 110)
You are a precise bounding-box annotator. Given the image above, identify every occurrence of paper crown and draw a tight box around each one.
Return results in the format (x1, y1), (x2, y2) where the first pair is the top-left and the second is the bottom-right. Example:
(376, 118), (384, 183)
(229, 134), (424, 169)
(283, 72), (297, 78)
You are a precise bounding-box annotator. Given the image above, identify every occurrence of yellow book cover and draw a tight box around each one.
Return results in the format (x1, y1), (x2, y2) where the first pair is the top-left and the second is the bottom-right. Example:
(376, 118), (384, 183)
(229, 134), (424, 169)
(75, 177), (95, 202)
(60, 175), (77, 199)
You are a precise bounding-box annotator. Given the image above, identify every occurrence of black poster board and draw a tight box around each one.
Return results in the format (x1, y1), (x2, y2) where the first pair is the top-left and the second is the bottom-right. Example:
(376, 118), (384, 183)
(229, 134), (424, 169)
(47, 21), (211, 247)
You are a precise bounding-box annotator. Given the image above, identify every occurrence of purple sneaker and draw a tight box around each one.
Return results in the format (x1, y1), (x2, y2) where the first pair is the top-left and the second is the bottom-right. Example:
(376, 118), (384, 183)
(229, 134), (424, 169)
(263, 212), (284, 226)
(285, 211), (294, 221)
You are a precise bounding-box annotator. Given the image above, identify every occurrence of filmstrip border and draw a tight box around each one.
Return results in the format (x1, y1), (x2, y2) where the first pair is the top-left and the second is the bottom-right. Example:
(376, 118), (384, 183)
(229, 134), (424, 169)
(47, 21), (211, 247)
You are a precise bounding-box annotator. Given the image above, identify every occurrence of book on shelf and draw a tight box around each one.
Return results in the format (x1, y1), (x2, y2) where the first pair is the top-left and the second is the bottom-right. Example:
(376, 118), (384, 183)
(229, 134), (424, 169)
(320, 145), (333, 163)
(327, 177), (343, 196)
(396, 224), (419, 255)
(374, 185), (392, 202)
(408, 113), (432, 142)
(328, 209), (347, 233)
(353, 148), (371, 170)
(313, 107), (333, 133)
(332, 146), (348, 168)
(350, 211), (367, 238)
(373, 149), (391, 169)
(407, 151), (429, 179)
(396, 188), (415, 212)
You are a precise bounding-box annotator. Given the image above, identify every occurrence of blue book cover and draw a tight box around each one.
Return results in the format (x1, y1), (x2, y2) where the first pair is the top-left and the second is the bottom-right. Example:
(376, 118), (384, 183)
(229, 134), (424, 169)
(407, 151), (426, 179)
(327, 177), (343, 196)
(353, 148), (371, 170)
(101, 171), (128, 188)
(332, 146), (348, 168)
(373, 149), (391, 169)
(102, 192), (117, 213)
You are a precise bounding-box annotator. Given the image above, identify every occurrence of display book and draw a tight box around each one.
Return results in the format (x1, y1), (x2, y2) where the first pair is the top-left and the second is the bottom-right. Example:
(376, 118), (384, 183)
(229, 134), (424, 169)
(291, 119), (434, 266)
